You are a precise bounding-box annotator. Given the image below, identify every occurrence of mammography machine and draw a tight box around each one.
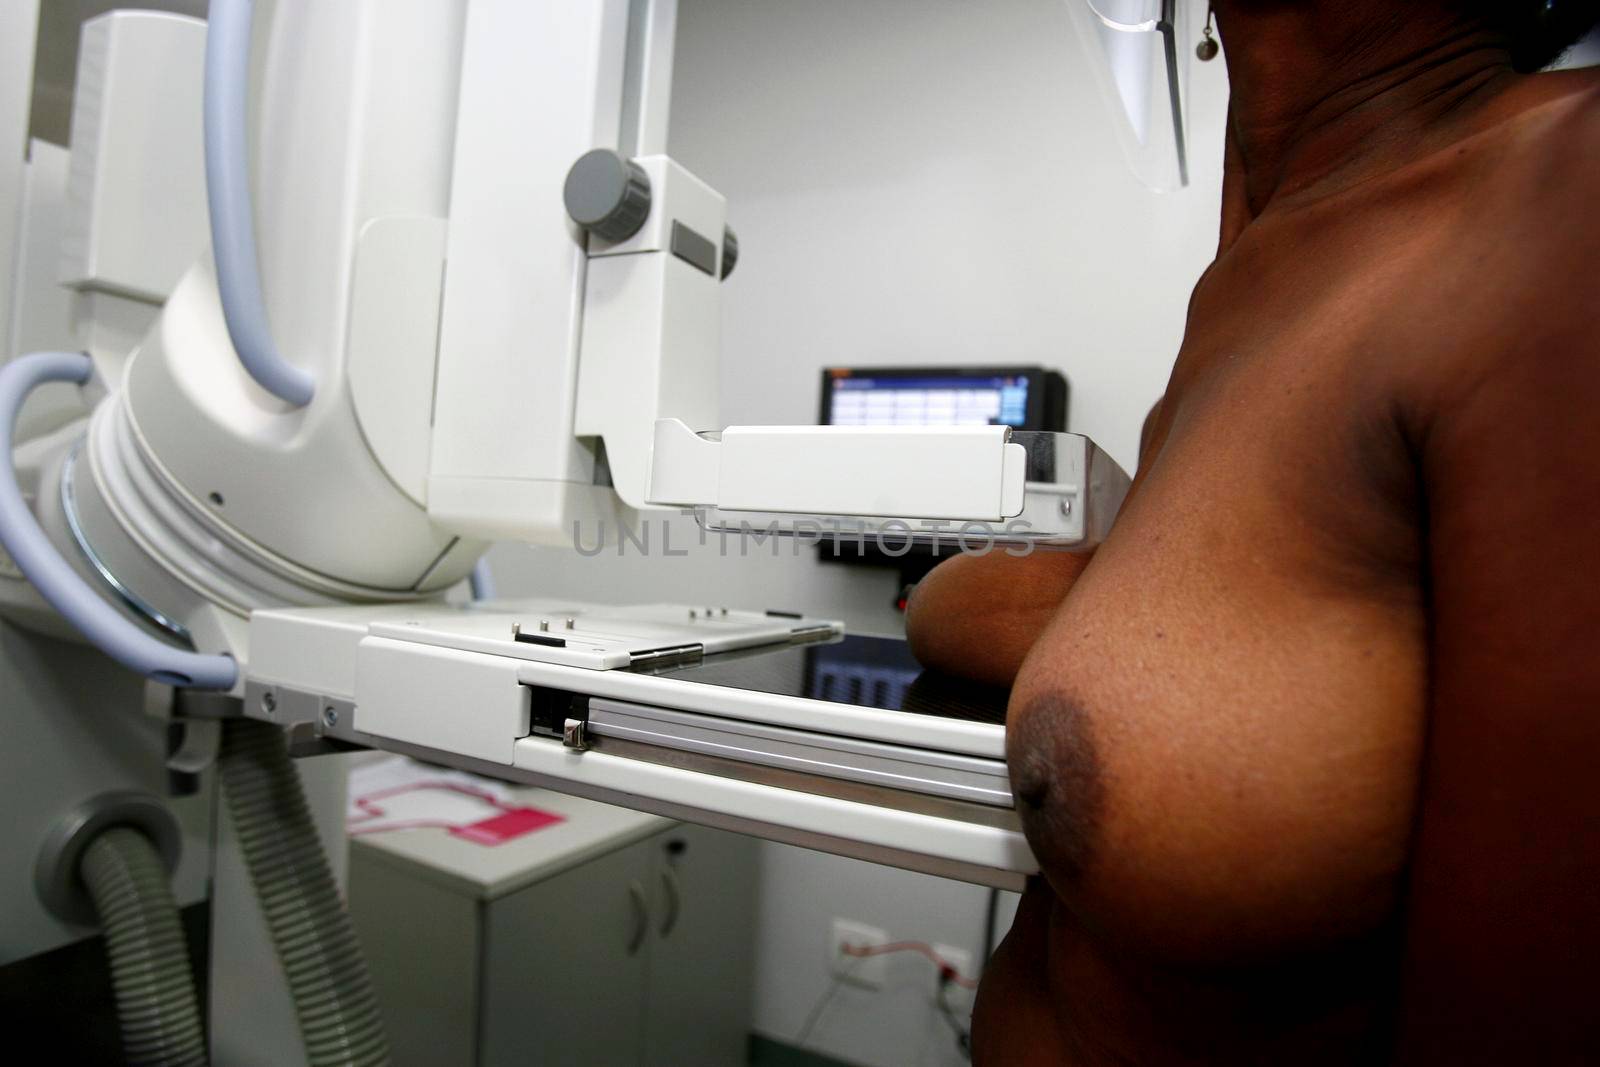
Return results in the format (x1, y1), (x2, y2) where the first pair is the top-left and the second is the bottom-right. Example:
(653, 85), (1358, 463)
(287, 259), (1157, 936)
(0, 0), (1192, 1060)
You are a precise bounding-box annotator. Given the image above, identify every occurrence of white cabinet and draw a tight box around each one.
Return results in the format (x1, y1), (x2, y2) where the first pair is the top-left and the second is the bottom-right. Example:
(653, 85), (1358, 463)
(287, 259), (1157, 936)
(348, 787), (758, 1067)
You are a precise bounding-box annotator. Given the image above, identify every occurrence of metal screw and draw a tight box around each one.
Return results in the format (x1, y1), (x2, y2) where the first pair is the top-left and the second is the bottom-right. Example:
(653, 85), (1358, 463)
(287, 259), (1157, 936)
(260, 690), (276, 715)
(689, 609), (698, 620)
(538, 620), (549, 632)
(565, 618), (575, 629)
(322, 705), (339, 728)
(1058, 498), (1073, 517)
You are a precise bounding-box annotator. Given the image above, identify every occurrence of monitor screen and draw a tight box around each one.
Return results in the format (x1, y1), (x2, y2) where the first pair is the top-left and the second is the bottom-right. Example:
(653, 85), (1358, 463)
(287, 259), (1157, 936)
(824, 373), (1031, 427)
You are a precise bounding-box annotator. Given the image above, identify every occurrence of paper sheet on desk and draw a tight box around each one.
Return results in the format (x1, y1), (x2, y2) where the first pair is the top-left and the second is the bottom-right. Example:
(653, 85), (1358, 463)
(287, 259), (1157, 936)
(346, 755), (564, 845)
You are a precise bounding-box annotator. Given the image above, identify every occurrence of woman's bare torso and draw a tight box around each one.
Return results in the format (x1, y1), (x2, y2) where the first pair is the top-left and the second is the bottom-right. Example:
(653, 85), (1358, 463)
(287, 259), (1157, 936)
(978, 77), (1600, 1065)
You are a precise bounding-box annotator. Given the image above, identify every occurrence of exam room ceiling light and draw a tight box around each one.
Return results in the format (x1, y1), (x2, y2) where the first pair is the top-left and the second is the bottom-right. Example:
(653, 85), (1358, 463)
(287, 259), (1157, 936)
(1066, 0), (1198, 192)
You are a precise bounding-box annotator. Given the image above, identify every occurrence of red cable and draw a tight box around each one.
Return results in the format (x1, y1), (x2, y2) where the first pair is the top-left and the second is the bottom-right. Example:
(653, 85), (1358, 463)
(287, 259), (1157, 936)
(841, 940), (980, 989)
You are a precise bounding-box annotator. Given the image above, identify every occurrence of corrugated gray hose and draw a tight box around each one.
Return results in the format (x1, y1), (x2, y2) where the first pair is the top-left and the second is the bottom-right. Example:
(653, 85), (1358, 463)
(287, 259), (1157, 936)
(219, 719), (390, 1066)
(79, 827), (208, 1067)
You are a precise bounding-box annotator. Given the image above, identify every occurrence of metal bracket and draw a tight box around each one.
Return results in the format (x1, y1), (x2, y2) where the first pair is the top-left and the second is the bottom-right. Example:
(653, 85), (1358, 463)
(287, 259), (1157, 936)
(627, 642), (702, 669)
(562, 717), (590, 752)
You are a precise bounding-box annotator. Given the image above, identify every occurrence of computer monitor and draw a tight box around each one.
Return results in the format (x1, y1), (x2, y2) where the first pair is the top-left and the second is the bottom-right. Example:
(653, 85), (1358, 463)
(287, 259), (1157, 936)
(818, 366), (1066, 432)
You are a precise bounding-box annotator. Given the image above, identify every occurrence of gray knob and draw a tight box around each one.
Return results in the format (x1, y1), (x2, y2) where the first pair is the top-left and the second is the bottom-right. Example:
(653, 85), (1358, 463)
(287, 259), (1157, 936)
(721, 225), (739, 280)
(564, 149), (651, 243)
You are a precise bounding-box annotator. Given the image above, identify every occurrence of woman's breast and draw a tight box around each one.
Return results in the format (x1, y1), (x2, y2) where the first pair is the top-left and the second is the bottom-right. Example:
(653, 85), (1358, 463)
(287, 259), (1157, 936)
(1006, 390), (1429, 970)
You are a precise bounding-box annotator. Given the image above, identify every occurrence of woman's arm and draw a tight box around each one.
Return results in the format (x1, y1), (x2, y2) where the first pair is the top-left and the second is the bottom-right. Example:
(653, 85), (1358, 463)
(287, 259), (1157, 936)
(904, 548), (1093, 687)
(905, 400), (1165, 687)
(1394, 295), (1600, 1065)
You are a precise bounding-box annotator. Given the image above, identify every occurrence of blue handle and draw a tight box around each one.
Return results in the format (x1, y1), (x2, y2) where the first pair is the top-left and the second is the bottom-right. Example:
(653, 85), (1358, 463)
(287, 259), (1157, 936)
(0, 353), (238, 689)
(203, 0), (315, 407)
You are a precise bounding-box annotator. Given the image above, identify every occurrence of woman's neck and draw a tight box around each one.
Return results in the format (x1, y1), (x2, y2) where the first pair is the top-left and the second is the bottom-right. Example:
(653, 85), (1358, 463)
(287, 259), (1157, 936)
(1213, 1), (1517, 216)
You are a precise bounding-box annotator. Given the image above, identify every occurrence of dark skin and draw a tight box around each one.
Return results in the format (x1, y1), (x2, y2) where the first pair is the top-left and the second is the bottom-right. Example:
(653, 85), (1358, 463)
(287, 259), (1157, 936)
(907, 3), (1600, 1062)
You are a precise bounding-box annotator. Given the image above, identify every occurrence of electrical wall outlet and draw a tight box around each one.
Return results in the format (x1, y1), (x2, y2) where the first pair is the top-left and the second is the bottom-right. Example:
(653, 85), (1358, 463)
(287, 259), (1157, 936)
(830, 919), (889, 988)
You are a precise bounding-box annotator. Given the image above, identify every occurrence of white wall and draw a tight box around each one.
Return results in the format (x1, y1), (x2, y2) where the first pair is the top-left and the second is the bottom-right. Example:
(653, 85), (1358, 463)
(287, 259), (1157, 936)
(488, 1), (1230, 1063)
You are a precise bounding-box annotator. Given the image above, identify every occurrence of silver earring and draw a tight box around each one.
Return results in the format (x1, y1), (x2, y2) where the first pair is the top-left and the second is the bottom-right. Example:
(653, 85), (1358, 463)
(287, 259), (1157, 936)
(1196, 5), (1219, 61)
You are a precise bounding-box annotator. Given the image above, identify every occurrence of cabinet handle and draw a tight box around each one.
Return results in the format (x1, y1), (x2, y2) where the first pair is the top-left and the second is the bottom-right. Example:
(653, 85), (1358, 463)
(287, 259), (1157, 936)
(659, 867), (681, 938)
(626, 880), (648, 956)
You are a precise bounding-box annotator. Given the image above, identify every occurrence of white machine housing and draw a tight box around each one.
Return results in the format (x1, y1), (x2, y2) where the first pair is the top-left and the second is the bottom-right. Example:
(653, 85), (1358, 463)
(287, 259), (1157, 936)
(1, 0), (1134, 895)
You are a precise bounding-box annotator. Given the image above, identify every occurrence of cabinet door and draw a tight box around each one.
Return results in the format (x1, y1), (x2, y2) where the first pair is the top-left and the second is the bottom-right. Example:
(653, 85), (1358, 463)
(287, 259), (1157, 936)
(481, 840), (655, 1067)
(641, 826), (760, 1067)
